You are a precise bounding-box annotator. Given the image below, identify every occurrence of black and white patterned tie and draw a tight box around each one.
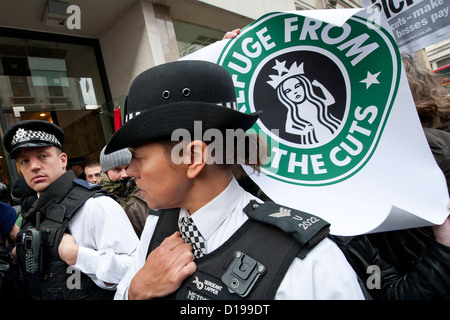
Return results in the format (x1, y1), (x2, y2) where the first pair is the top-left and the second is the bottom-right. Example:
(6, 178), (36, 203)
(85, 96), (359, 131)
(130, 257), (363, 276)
(179, 216), (206, 258)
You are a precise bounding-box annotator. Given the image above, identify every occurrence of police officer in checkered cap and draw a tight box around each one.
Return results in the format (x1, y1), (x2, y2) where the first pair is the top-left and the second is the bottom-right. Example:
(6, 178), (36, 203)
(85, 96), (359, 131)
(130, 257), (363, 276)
(2, 120), (138, 300)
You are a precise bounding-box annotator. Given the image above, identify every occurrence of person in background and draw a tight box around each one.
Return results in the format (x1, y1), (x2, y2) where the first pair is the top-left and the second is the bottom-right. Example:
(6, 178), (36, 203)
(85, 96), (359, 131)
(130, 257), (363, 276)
(99, 147), (135, 207)
(0, 182), (8, 204)
(333, 54), (450, 300)
(124, 186), (151, 238)
(68, 157), (86, 180)
(0, 202), (19, 248)
(10, 176), (32, 210)
(223, 28), (241, 39)
(402, 54), (450, 191)
(84, 161), (102, 185)
(99, 146), (149, 237)
(0, 202), (20, 299)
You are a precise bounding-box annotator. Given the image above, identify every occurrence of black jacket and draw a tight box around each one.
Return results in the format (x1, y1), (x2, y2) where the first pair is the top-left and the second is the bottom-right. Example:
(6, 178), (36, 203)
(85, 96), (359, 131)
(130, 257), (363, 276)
(0, 237), (24, 300)
(16, 171), (114, 300)
(333, 228), (450, 299)
(423, 127), (450, 193)
(0, 237), (12, 299)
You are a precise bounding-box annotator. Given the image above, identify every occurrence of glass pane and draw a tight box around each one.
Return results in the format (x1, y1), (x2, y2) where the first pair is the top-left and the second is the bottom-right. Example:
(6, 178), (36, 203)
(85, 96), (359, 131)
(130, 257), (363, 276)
(0, 36), (106, 119)
(173, 20), (224, 57)
(0, 35), (110, 192)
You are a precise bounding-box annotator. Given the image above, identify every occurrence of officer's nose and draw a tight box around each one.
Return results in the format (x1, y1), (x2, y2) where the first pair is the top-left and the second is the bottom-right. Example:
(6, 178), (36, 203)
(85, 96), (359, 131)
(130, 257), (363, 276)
(126, 158), (138, 179)
(29, 158), (42, 171)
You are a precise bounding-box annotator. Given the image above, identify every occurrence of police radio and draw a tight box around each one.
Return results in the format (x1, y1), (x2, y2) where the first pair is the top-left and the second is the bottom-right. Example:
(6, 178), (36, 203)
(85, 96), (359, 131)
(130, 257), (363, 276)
(24, 212), (42, 273)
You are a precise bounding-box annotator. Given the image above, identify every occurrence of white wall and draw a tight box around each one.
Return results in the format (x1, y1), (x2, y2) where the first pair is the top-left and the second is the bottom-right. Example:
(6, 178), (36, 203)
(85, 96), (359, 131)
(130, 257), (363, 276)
(198, 0), (296, 19)
(99, 0), (298, 100)
(99, 1), (156, 99)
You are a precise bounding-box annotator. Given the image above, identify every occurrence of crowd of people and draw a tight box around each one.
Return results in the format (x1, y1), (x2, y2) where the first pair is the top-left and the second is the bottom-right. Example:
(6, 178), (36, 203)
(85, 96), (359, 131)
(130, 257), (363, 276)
(0, 47), (448, 300)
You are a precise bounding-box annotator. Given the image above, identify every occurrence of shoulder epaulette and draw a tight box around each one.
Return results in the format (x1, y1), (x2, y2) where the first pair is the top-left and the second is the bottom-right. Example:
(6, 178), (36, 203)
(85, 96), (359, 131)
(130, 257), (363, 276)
(244, 200), (330, 259)
(73, 178), (102, 190)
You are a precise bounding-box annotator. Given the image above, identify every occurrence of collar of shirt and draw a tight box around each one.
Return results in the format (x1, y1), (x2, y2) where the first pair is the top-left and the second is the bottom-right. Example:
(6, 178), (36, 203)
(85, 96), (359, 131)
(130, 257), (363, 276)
(178, 177), (245, 242)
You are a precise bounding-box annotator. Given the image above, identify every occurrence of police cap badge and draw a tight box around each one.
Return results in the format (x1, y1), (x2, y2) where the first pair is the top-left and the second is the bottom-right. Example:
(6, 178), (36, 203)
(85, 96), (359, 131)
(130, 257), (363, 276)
(3, 120), (65, 159)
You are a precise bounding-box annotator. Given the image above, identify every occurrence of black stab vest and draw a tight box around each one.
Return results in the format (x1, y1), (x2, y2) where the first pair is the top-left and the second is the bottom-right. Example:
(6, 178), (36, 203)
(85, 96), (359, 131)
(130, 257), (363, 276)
(147, 200), (330, 300)
(15, 171), (115, 300)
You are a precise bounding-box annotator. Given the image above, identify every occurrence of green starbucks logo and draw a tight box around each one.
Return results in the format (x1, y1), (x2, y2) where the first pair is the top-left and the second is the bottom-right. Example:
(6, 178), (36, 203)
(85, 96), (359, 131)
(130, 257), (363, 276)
(218, 12), (401, 186)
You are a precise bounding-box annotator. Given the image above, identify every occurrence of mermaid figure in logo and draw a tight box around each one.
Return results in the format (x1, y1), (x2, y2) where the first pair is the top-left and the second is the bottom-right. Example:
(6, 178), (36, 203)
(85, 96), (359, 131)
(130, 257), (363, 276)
(268, 60), (341, 145)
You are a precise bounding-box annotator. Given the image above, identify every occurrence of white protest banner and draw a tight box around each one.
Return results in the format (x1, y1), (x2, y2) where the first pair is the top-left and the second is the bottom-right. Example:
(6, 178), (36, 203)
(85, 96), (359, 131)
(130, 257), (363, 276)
(182, 8), (449, 236)
(361, 0), (450, 53)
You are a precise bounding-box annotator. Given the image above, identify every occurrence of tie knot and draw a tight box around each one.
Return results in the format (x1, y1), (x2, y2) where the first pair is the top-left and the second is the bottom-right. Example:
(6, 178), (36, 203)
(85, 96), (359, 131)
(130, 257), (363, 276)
(180, 216), (194, 227)
(179, 216), (205, 258)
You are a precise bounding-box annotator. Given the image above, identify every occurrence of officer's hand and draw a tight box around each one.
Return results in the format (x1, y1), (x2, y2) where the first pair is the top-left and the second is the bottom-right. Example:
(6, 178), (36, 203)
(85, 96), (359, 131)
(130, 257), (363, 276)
(58, 233), (79, 266)
(128, 231), (196, 300)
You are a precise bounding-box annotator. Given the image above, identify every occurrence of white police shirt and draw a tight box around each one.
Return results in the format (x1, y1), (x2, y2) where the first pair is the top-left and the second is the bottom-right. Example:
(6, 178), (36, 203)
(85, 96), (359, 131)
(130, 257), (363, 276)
(115, 178), (364, 299)
(68, 195), (139, 290)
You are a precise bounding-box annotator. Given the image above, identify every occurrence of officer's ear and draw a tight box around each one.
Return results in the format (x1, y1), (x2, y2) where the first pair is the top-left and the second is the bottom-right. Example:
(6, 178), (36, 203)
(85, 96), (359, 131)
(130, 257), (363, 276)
(59, 151), (68, 170)
(186, 140), (206, 179)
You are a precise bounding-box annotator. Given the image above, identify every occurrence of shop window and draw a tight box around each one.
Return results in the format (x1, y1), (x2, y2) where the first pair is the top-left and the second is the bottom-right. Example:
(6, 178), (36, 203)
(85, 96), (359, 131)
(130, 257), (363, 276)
(172, 20), (224, 57)
(0, 32), (112, 193)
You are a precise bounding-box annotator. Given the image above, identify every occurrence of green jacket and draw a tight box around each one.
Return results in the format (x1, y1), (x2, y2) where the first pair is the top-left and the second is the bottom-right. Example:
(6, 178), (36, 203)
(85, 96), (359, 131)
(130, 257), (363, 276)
(98, 173), (139, 208)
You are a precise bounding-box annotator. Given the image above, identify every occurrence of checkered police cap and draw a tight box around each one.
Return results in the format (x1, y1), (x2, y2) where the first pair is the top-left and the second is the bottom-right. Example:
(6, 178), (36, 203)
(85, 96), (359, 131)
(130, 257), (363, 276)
(3, 120), (65, 159)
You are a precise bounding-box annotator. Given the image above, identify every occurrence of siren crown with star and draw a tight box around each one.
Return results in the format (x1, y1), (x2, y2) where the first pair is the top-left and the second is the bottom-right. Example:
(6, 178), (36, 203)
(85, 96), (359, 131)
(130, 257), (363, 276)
(267, 59), (304, 89)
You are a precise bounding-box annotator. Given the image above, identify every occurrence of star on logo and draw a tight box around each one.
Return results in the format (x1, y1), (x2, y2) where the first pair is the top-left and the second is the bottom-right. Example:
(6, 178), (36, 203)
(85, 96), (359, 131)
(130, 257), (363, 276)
(272, 59), (287, 75)
(360, 71), (381, 89)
